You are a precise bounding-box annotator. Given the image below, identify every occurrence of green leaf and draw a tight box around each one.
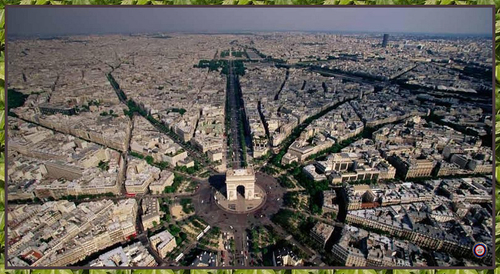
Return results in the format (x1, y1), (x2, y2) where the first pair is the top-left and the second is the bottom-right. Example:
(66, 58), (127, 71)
(71, 0), (92, 4)
(336, 270), (378, 274)
(121, 0), (136, 4)
(32, 270), (75, 274)
(436, 271), (478, 274)
(35, 0), (50, 4)
(0, 62), (3, 85)
(0, 211), (4, 231)
(0, 188), (4, 210)
(394, 271), (418, 274)
(234, 270), (275, 274)
(439, 0), (454, 4)
(496, 64), (500, 83)
(173, 0), (191, 3)
(136, 0), (151, 3)
(133, 270), (174, 274)
(91, 270), (132, 274)
(339, 0), (353, 3)
(376, 0), (394, 4)
(477, 0), (495, 4)
(191, 271), (220, 274)
(292, 271), (318, 274)
(425, 0), (439, 4)
(0, 10), (4, 29)
(237, 0), (252, 4)
(496, 165), (500, 185)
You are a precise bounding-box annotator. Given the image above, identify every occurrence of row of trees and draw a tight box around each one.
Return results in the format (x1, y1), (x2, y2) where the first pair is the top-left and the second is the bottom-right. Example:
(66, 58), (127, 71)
(269, 97), (358, 167)
(164, 173), (184, 193)
(271, 209), (321, 251)
(194, 59), (227, 72)
(180, 198), (195, 214)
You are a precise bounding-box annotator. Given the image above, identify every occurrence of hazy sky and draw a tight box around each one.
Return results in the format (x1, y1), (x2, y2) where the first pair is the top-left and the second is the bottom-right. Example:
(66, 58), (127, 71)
(7, 7), (493, 37)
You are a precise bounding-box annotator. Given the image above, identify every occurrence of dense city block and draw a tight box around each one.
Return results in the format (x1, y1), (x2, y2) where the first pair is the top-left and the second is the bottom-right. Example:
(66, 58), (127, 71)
(6, 31), (493, 267)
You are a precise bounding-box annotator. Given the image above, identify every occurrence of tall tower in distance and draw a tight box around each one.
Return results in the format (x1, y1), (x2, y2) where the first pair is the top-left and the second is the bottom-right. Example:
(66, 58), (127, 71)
(382, 34), (389, 48)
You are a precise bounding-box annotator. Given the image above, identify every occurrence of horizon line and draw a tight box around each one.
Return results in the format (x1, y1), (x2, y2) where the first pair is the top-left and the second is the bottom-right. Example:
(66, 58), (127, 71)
(8, 30), (493, 40)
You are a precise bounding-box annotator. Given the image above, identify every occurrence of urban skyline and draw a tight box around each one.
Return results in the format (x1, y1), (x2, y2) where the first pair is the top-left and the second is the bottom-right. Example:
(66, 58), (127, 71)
(4, 7), (495, 269)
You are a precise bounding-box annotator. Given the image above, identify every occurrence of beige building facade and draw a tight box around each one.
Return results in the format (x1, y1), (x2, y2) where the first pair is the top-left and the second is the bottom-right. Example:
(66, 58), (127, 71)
(225, 168), (256, 201)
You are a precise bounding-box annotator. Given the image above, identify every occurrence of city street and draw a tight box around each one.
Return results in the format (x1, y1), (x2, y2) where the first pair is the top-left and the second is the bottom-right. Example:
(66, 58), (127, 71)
(192, 172), (285, 266)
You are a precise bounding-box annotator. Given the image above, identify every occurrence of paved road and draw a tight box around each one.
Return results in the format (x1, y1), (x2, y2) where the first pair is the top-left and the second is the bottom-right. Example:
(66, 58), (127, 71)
(226, 60), (246, 169)
(192, 172), (285, 266)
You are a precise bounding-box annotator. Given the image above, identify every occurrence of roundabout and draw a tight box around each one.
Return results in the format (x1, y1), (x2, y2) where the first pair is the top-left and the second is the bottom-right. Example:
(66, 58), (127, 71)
(192, 171), (286, 231)
(190, 170), (286, 265)
(214, 183), (267, 214)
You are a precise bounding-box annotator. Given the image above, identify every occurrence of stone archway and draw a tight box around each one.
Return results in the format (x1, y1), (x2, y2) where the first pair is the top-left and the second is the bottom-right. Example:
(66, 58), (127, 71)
(226, 167), (255, 201)
(236, 185), (245, 198)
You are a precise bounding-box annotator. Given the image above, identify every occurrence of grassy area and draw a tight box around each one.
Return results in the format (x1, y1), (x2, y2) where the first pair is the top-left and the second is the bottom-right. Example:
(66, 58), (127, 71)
(278, 174), (295, 188)
(248, 226), (275, 255)
(198, 227), (221, 249)
(174, 161), (202, 175)
(283, 192), (308, 210)
(164, 173), (184, 193)
(271, 209), (321, 251)
(185, 180), (199, 192)
(180, 198), (195, 214)
(194, 59), (228, 72)
(97, 160), (109, 171)
(289, 165), (330, 215)
(159, 197), (172, 223)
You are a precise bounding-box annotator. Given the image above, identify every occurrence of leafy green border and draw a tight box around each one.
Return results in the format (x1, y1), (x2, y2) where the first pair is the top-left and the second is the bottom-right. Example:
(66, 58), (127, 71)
(0, 1), (498, 274)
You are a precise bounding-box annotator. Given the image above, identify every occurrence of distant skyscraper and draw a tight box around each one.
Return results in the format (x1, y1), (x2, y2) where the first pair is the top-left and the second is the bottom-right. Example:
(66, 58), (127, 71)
(382, 34), (389, 48)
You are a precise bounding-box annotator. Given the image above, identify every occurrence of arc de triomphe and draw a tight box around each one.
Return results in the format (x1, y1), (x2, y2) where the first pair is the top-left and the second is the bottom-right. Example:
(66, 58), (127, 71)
(225, 167), (256, 201)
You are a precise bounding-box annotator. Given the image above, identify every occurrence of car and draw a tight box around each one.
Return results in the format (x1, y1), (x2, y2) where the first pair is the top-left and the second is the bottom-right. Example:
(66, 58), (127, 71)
(229, 226), (234, 230)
